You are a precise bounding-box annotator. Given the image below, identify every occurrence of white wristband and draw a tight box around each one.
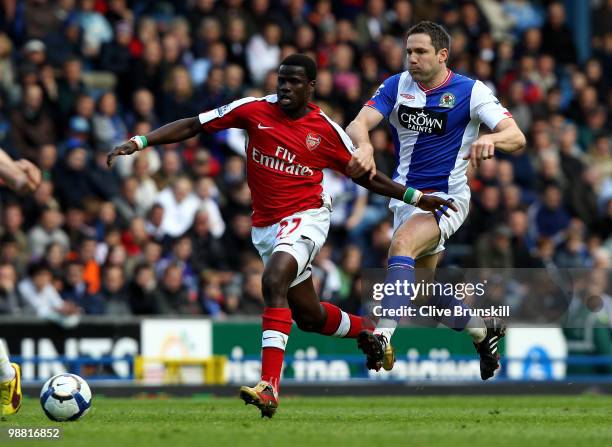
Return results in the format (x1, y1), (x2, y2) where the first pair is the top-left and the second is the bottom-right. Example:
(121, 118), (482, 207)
(412, 190), (423, 206)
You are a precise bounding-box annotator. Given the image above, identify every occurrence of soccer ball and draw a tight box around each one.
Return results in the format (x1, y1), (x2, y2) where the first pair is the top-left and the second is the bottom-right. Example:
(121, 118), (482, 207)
(40, 373), (92, 421)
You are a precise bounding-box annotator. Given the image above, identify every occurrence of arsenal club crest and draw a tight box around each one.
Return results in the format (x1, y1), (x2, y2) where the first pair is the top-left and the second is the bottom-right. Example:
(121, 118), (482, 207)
(306, 132), (321, 150)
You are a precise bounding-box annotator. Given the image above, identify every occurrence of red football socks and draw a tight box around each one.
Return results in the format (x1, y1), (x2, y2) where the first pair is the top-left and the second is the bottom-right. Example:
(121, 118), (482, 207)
(320, 302), (373, 338)
(260, 307), (292, 391)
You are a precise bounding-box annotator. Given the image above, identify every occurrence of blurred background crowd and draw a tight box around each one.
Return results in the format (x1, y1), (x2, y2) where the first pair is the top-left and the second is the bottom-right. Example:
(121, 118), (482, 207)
(0, 0), (610, 323)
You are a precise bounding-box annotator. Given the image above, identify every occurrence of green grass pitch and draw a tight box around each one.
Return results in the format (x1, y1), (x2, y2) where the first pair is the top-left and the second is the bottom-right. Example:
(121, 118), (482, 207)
(2, 395), (611, 447)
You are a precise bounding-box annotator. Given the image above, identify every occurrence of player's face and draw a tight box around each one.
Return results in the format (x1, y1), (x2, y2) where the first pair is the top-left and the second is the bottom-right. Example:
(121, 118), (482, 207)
(405, 33), (447, 83)
(276, 65), (315, 112)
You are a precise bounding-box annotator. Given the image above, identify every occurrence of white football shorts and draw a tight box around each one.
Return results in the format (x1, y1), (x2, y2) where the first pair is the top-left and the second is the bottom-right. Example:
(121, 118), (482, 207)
(392, 188), (470, 257)
(251, 197), (332, 287)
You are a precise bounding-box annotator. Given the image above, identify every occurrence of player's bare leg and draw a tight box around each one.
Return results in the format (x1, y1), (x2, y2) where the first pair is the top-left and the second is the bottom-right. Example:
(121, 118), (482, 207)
(0, 342), (22, 416)
(287, 277), (374, 337)
(239, 252), (297, 418)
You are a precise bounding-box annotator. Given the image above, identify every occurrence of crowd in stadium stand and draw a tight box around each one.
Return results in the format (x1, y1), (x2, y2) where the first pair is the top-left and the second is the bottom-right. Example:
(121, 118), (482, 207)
(0, 0), (610, 323)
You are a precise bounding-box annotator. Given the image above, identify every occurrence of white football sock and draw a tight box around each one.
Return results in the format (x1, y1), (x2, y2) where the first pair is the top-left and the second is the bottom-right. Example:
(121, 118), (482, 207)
(466, 316), (487, 343)
(374, 318), (398, 342)
(0, 342), (15, 381)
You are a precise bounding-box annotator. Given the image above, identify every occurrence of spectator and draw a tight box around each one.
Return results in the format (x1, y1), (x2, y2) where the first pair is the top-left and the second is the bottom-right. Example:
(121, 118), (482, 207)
(193, 176), (225, 238)
(88, 148), (122, 201)
(131, 40), (164, 94)
(99, 21), (134, 102)
(225, 17), (248, 69)
(158, 262), (198, 314)
(0, 33), (17, 104)
(125, 88), (159, 130)
(18, 261), (80, 325)
(64, 205), (95, 248)
(52, 144), (100, 208)
(10, 84), (56, 161)
(91, 265), (130, 315)
(92, 91), (128, 152)
(246, 22), (281, 85)
(159, 66), (198, 123)
(24, 0), (64, 39)
(223, 212), (258, 270)
(541, 2), (577, 64)
(156, 236), (197, 293)
(323, 168), (368, 246)
(475, 225), (514, 268)
(61, 261), (104, 314)
(508, 209), (539, 267)
(337, 245), (362, 304)
(312, 243), (342, 302)
(156, 176), (201, 238)
(113, 176), (142, 226)
(145, 204), (166, 243)
(469, 185), (506, 236)
(43, 241), (68, 283)
(37, 143), (58, 179)
(238, 272), (264, 315)
(132, 154), (159, 215)
(0, 203), (27, 254)
(61, 115), (92, 155)
(27, 206), (70, 259)
(0, 263), (21, 314)
(200, 271), (228, 317)
(128, 262), (164, 315)
(355, 0), (390, 46)
(121, 216), (149, 259)
(77, 0), (114, 59)
(78, 237), (101, 295)
(188, 210), (229, 273)
(528, 183), (571, 244)
(153, 150), (183, 190)
(57, 57), (86, 123)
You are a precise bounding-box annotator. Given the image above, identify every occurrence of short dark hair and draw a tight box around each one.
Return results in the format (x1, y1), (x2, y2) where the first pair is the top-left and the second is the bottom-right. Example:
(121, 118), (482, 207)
(406, 21), (451, 54)
(280, 54), (317, 81)
(28, 260), (51, 277)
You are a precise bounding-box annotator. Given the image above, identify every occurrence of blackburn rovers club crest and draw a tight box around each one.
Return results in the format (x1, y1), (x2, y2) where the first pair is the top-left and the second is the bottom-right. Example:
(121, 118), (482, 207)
(306, 132), (321, 150)
(439, 92), (456, 108)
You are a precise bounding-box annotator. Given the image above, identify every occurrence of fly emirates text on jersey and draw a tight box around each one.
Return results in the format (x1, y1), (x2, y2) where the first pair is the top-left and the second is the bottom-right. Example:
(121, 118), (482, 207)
(252, 146), (314, 176)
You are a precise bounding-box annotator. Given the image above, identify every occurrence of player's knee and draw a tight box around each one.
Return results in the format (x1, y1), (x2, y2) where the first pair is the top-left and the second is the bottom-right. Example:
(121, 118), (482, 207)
(389, 235), (420, 258)
(390, 218), (440, 258)
(261, 270), (291, 306)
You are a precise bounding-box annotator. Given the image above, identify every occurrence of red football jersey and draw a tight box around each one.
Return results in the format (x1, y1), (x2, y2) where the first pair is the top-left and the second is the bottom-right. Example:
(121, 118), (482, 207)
(199, 95), (355, 227)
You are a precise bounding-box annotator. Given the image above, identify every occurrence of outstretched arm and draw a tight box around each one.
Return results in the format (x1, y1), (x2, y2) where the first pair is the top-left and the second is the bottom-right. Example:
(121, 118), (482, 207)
(345, 106), (384, 179)
(107, 117), (202, 167)
(352, 170), (458, 217)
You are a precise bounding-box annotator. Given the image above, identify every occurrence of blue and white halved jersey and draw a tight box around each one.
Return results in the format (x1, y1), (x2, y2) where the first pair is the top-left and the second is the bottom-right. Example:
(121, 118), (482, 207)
(366, 70), (511, 209)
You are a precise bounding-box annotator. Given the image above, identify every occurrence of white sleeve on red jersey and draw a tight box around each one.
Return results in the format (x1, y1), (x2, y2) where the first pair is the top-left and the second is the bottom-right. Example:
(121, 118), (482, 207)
(198, 96), (261, 132)
(318, 110), (356, 174)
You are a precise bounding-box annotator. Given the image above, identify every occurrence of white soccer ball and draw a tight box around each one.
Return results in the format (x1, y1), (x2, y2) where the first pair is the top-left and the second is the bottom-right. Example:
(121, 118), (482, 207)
(40, 373), (92, 421)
